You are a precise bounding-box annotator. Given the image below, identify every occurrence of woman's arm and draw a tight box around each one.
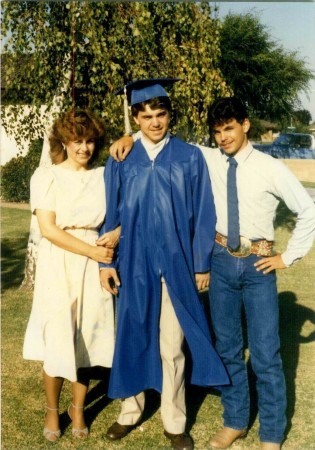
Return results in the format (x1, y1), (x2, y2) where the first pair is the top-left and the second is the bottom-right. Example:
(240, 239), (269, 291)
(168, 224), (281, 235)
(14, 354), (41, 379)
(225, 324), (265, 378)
(36, 209), (113, 264)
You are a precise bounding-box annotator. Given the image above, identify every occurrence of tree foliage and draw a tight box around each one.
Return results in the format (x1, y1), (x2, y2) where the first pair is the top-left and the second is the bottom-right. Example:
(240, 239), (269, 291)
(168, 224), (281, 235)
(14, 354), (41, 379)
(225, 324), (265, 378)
(2, 1), (230, 145)
(219, 12), (314, 122)
(293, 110), (312, 126)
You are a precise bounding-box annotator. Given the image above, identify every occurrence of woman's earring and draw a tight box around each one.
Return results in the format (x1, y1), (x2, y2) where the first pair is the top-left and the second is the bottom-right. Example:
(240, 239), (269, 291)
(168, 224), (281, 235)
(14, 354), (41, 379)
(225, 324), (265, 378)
(62, 144), (66, 151)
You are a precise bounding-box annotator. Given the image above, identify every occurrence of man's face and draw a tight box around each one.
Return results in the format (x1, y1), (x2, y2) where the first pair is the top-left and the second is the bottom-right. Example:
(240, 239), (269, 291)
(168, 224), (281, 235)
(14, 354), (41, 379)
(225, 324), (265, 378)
(134, 104), (170, 144)
(213, 118), (250, 156)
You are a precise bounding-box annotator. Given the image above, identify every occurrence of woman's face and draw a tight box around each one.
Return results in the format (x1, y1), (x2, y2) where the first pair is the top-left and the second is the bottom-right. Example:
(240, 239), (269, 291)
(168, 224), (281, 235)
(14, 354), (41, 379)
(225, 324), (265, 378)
(65, 137), (96, 169)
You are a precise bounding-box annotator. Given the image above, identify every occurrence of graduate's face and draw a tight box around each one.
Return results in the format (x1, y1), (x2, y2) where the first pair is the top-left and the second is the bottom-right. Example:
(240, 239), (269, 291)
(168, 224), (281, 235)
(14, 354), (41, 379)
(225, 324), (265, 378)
(134, 105), (170, 144)
(213, 118), (250, 156)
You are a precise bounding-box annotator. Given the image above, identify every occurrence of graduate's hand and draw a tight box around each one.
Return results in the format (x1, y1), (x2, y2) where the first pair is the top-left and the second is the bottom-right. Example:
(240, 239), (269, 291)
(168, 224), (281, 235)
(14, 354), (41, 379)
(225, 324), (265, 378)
(195, 272), (210, 292)
(254, 253), (287, 274)
(109, 136), (134, 161)
(96, 226), (121, 248)
(100, 268), (120, 295)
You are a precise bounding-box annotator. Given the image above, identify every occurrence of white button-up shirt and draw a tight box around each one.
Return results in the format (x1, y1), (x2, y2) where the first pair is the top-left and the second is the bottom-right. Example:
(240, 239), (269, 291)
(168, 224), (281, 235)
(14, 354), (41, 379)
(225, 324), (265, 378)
(199, 142), (315, 266)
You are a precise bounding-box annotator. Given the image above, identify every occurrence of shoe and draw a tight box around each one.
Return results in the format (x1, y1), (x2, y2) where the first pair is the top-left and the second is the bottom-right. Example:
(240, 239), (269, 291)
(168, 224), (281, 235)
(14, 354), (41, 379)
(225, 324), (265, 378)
(260, 443), (281, 450)
(164, 430), (194, 450)
(106, 421), (135, 440)
(209, 427), (247, 449)
(43, 406), (61, 442)
(68, 403), (89, 439)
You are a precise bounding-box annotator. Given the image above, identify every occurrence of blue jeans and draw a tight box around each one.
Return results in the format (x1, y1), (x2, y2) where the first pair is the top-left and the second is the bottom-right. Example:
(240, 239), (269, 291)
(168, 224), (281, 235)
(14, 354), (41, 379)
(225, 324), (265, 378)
(209, 243), (286, 443)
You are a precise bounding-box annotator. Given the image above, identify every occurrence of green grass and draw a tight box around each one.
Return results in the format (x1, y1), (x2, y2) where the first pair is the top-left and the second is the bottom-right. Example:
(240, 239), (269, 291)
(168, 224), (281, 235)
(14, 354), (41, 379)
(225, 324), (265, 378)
(1, 204), (315, 449)
(302, 181), (315, 189)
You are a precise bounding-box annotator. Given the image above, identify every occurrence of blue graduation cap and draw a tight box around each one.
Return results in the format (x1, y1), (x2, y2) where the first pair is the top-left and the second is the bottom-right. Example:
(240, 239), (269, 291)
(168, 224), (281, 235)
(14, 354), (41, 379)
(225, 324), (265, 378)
(115, 78), (181, 134)
(116, 78), (181, 106)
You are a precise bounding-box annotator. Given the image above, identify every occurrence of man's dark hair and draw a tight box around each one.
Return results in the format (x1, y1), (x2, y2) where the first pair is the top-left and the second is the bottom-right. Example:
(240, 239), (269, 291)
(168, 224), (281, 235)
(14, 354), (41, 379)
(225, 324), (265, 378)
(131, 96), (172, 117)
(208, 97), (248, 128)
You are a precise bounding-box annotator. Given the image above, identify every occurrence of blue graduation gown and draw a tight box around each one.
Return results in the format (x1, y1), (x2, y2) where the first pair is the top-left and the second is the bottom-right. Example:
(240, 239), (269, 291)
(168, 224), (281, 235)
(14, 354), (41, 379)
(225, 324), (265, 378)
(101, 136), (229, 398)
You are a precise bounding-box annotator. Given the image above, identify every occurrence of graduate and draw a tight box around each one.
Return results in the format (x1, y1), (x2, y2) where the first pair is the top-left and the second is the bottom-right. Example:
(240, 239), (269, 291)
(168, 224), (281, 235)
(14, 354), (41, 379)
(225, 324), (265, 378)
(99, 78), (229, 450)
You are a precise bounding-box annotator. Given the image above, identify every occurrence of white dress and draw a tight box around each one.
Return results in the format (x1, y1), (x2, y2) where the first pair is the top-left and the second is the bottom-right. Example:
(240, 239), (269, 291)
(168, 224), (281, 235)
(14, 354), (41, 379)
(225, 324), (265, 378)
(23, 165), (114, 382)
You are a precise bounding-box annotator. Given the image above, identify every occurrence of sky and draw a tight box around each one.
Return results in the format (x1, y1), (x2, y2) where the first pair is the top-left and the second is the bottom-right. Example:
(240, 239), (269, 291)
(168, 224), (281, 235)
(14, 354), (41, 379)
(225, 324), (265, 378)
(215, 1), (315, 122)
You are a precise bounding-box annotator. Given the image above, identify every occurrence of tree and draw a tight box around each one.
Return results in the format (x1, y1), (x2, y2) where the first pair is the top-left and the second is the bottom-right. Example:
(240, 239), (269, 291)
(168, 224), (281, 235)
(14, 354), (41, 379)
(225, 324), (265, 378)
(293, 109), (312, 126)
(2, 1), (230, 144)
(219, 12), (314, 122)
(2, 1), (231, 288)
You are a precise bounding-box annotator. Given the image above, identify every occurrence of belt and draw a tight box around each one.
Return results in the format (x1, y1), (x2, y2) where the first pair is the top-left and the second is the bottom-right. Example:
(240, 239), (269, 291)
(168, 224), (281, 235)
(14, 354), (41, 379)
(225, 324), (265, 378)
(215, 232), (274, 257)
(64, 226), (98, 231)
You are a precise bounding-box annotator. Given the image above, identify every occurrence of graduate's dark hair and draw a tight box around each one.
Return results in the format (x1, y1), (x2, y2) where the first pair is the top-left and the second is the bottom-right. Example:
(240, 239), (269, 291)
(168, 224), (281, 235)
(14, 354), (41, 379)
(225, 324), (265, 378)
(49, 109), (105, 165)
(208, 97), (248, 128)
(131, 96), (172, 117)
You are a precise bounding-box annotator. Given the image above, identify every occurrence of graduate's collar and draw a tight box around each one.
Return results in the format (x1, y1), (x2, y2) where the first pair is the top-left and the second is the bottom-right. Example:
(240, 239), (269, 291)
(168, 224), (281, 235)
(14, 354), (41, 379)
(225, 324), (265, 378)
(140, 131), (171, 153)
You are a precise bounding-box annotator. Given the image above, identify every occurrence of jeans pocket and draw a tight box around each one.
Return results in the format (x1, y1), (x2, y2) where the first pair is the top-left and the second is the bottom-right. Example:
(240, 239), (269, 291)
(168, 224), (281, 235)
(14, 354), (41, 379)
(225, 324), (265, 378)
(212, 242), (226, 257)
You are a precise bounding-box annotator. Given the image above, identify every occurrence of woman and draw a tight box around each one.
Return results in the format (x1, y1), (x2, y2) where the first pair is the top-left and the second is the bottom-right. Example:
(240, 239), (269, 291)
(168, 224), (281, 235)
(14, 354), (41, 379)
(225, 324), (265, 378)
(23, 109), (119, 442)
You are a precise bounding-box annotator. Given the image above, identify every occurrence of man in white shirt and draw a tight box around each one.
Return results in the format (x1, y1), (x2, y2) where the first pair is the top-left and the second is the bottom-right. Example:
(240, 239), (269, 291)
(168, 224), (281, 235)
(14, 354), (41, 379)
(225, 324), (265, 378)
(201, 97), (315, 450)
(109, 96), (315, 450)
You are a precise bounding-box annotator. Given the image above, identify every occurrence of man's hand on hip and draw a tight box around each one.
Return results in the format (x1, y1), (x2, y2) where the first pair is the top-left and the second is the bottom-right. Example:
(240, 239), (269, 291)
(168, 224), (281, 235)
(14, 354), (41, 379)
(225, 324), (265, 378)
(254, 253), (287, 274)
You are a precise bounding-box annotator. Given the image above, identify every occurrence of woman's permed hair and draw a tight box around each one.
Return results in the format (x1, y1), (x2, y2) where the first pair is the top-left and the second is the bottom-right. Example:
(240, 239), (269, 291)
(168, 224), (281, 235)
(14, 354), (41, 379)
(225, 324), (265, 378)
(49, 109), (105, 165)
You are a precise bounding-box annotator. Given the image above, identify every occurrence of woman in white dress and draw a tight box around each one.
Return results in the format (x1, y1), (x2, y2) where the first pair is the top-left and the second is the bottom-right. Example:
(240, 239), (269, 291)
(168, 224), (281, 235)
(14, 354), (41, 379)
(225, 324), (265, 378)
(23, 110), (119, 442)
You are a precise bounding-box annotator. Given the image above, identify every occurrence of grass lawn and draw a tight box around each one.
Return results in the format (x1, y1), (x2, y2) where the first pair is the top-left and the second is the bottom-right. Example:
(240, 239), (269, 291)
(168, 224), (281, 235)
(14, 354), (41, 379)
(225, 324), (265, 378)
(302, 181), (315, 189)
(1, 204), (315, 450)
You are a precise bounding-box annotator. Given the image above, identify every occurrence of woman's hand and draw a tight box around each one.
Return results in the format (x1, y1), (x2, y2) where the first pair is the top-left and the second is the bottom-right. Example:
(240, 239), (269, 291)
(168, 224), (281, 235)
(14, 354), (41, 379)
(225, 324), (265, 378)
(89, 246), (114, 264)
(96, 226), (121, 248)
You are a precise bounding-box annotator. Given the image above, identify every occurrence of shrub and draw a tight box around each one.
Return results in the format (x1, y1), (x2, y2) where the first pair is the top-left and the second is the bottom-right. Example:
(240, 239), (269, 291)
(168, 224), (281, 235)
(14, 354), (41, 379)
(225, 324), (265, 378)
(1, 139), (42, 203)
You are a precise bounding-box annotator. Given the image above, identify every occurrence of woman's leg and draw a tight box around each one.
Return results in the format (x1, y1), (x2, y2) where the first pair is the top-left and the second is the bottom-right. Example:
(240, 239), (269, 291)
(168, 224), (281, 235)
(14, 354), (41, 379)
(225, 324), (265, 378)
(69, 380), (89, 432)
(43, 370), (64, 432)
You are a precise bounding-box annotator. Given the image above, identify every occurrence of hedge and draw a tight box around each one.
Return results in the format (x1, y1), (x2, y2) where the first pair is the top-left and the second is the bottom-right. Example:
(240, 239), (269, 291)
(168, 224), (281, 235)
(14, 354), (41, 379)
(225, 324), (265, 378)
(1, 139), (42, 203)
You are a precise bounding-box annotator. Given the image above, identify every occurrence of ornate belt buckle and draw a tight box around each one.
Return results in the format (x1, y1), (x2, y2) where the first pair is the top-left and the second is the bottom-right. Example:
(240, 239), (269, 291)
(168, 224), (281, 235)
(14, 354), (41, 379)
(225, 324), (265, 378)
(228, 236), (252, 257)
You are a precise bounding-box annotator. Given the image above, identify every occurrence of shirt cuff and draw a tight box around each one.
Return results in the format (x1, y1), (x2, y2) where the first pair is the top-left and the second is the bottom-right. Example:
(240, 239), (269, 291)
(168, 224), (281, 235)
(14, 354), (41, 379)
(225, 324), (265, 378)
(281, 251), (299, 267)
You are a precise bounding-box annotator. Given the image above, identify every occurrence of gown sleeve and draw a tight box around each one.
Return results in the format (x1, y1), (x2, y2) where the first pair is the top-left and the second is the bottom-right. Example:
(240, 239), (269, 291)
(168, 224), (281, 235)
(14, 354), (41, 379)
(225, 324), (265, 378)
(30, 167), (56, 214)
(99, 157), (121, 269)
(191, 147), (216, 273)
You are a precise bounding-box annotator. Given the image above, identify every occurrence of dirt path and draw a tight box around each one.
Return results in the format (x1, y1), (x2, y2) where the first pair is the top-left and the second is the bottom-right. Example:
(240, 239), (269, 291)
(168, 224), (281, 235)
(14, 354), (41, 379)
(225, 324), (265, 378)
(1, 201), (30, 210)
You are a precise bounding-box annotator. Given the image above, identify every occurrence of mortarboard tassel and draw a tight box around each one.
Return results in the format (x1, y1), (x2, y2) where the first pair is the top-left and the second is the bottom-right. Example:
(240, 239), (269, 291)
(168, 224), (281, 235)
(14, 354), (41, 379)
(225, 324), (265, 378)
(124, 85), (132, 136)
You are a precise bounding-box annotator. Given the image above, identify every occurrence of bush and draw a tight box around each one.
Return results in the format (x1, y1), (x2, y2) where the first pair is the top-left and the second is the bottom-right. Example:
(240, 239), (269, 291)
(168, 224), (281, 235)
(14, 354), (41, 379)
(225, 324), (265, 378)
(1, 139), (42, 203)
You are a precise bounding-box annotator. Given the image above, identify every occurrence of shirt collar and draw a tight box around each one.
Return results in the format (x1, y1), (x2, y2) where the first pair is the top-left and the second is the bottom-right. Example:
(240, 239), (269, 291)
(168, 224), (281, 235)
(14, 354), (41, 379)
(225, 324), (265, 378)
(140, 131), (170, 153)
